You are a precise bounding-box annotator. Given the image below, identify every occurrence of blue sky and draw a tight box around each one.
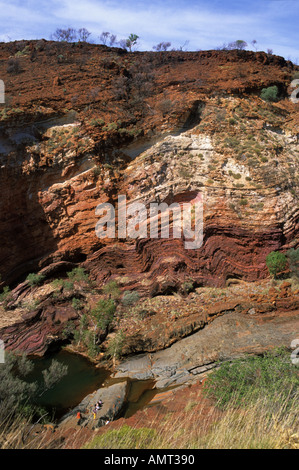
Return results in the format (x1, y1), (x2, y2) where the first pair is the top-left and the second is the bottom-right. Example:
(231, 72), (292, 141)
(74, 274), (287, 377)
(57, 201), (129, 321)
(0, 0), (298, 62)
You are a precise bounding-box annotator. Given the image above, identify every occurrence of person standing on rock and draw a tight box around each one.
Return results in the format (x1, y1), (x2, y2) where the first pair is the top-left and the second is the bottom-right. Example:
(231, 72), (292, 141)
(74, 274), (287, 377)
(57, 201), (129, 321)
(76, 411), (82, 426)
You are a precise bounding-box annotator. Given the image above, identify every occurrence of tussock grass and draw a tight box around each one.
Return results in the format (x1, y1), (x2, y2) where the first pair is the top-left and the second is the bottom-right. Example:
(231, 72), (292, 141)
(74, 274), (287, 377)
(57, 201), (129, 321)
(0, 413), (48, 449)
(197, 392), (299, 449)
(83, 389), (299, 450)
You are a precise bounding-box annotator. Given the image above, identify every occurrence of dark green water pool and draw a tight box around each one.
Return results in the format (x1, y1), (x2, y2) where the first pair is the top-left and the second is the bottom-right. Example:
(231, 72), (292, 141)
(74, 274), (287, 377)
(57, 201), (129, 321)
(28, 350), (167, 422)
(28, 349), (110, 419)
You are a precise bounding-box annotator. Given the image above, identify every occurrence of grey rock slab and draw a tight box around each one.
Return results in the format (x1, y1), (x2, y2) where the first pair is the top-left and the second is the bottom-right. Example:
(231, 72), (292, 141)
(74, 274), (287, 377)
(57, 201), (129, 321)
(114, 353), (154, 380)
(59, 380), (129, 429)
(115, 310), (299, 385)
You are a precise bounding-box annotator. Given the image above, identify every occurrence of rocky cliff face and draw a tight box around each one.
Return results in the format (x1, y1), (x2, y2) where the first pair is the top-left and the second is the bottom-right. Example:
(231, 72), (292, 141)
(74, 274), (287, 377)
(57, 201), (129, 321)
(0, 40), (298, 356)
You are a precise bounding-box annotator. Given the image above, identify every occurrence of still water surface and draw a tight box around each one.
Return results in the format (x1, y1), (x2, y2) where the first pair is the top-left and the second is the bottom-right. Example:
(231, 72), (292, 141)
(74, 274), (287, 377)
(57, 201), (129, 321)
(28, 350), (158, 421)
(28, 350), (110, 418)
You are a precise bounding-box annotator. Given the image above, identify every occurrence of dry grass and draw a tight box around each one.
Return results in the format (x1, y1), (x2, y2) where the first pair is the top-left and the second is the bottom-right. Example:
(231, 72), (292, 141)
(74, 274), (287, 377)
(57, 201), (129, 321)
(0, 414), (34, 449)
(1, 388), (298, 449)
(0, 413), (52, 449)
(195, 393), (299, 449)
(84, 389), (299, 450)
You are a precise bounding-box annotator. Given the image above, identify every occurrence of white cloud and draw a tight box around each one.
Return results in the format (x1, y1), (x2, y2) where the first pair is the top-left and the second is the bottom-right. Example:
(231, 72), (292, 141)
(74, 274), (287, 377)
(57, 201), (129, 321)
(43, 0), (266, 51)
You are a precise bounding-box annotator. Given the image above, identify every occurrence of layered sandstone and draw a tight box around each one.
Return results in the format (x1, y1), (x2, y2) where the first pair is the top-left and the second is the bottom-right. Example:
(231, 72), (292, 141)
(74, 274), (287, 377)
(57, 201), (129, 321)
(0, 40), (298, 356)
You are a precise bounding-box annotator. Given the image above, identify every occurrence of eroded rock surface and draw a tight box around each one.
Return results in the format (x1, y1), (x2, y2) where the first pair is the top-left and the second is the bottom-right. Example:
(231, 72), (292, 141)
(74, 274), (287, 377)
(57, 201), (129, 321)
(0, 43), (298, 291)
(115, 308), (299, 388)
(0, 42), (298, 363)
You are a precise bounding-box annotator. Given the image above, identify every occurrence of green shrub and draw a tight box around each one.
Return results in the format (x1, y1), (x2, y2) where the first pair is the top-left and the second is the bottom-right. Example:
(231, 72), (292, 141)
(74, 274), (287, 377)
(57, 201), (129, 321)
(260, 85), (279, 102)
(73, 314), (89, 345)
(224, 137), (240, 148)
(22, 299), (40, 311)
(26, 272), (45, 287)
(62, 320), (76, 339)
(86, 331), (99, 358)
(106, 330), (125, 360)
(52, 279), (64, 290)
(67, 267), (89, 282)
(181, 281), (194, 294)
(72, 298), (83, 311)
(91, 299), (116, 330)
(203, 348), (299, 411)
(239, 198), (248, 206)
(90, 118), (105, 127)
(102, 280), (121, 300)
(52, 277), (77, 293)
(42, 359), (68, 391)
(0, 286), (11, 302)
(63, 280), (74, 291)
(121, 291), (140, 306)
(80, 313), (89, 328)
(103, 122), (118, 132)
(0, 352), (68, 422)
(266, 251), (288, 278)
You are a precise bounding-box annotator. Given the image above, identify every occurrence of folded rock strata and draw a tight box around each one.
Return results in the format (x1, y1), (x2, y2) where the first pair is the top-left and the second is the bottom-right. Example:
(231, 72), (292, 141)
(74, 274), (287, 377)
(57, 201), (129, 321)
(0, 42), (298, 358)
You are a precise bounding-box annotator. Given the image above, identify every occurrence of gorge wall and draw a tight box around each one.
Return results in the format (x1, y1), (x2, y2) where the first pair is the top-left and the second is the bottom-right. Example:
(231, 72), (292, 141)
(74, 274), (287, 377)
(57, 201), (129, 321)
(0, 40), (298, 356)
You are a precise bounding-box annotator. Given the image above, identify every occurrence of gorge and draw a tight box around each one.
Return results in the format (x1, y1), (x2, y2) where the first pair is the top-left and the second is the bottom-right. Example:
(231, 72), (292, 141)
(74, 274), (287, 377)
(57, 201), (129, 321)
(0, 40), (298, 438)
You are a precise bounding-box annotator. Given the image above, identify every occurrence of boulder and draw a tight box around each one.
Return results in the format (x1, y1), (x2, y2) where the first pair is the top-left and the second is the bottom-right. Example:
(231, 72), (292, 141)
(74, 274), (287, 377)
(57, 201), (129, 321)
(58, 380), (129, 430)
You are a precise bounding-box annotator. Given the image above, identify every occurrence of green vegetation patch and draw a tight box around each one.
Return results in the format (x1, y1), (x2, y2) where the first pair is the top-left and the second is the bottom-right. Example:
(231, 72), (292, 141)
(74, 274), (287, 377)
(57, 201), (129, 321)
(102, 280), (121, 300)
(91, 299), (116, 330)
(260, 85), (279, 102)
(84, 424), (157, 449)
(0, 352), (68, 423)
(121, 290), (140, 306)
(26, 272), (45, 287)
(203, 348), (298, 411)
(266, 251), (288, 279)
